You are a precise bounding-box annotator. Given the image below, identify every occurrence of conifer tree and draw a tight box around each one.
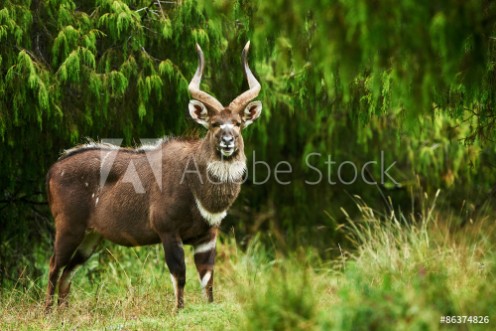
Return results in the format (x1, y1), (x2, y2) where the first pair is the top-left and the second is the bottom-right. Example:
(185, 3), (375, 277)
(1, 0), (495, 283)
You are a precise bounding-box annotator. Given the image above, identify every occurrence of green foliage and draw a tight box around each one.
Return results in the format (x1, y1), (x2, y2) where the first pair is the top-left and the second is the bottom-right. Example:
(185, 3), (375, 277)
(1, 0), (496, 287)
(246, 0), (496, 150)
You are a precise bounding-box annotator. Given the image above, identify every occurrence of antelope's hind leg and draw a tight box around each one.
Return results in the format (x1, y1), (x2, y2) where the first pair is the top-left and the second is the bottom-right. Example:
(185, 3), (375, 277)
(57, 232), (102, 307)
(45, 226), (85, 312)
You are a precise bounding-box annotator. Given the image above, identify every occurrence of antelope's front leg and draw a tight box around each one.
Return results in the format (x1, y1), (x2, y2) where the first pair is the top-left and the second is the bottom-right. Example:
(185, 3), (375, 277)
(162, 234), (186, 309)
(194, 234), (216, 302)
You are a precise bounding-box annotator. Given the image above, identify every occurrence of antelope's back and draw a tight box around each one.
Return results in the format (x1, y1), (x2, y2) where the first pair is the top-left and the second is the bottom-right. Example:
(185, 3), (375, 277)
(46, 140), (200, 245)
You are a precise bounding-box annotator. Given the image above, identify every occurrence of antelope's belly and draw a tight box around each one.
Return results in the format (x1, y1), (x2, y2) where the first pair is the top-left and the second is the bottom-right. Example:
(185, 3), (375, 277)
(89, 195), (160, 246)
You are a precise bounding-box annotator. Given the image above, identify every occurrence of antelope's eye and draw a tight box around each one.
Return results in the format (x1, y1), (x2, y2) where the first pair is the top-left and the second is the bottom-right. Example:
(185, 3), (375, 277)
(234, 121), (241, 127)
(211, 122), (221, 128)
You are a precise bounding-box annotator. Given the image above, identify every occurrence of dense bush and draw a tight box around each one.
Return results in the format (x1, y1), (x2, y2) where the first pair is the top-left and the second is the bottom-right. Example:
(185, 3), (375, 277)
(1, 0), (496, 284)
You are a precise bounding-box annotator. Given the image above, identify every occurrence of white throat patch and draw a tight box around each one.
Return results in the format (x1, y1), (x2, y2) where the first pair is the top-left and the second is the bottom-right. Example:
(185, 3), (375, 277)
(195, 197), (227, 227)
(207, 160), (246, 183)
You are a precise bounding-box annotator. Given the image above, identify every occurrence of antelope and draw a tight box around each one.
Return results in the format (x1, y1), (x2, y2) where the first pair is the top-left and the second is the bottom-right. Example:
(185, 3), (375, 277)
(45, 42), (262, 310)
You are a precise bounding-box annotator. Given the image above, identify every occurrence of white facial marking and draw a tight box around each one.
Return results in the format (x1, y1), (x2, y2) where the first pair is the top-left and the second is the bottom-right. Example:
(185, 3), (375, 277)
(220, 123), (234, 130)
(170, 274), (178, 297)
(194, 238), (216, 255)
(207, 160), (246, 182)
(220, 149), (234, 157)
(200, 271), (212, 289)
(195, 197), (227, 227)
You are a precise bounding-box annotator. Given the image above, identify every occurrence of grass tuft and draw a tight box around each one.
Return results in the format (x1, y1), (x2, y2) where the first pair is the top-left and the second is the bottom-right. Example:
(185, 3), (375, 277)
(1, 196), (495, 330)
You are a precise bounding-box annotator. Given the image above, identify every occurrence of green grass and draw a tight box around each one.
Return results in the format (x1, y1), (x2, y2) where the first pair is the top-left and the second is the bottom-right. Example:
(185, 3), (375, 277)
(1, 196), (495, 330)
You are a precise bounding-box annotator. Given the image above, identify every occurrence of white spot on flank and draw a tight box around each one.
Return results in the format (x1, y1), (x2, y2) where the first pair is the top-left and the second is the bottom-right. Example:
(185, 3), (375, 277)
(207, 160), (246, 182)
(200, 271), (212, 289)
(95, 197), (99, 206)
(92, 193), (95, 198)
(170, 274), (178, 297)
(60, 171), (65, 177)
(85, 182), (89, 187)
(194, 238), (216, 254)
(195, 197), (226, 227)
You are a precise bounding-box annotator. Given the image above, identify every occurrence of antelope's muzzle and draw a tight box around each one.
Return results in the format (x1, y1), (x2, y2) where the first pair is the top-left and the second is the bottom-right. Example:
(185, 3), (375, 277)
(218, 134), (236, 157)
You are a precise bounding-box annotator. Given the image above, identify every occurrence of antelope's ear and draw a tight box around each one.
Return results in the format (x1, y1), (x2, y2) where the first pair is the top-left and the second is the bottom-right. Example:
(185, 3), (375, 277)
(241, 101), (262, 128)
(189, 100), (209, 128)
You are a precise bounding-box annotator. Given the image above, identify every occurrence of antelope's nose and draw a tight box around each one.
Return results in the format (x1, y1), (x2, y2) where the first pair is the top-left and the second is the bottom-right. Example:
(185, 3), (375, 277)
(221, 135), (234, 145)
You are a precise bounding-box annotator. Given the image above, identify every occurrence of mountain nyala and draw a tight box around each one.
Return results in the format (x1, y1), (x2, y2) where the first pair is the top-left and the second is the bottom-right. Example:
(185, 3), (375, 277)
(45, 42), (262, 310)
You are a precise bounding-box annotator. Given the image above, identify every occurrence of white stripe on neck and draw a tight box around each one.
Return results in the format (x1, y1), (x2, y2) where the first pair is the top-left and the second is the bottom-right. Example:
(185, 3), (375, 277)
(195, 197), (227, 227)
